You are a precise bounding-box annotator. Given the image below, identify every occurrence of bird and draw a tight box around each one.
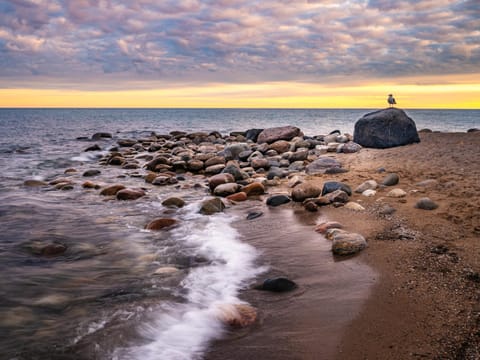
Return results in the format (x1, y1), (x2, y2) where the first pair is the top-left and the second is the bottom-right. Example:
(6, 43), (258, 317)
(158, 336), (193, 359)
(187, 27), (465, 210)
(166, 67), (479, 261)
(388, 94), (396, 107)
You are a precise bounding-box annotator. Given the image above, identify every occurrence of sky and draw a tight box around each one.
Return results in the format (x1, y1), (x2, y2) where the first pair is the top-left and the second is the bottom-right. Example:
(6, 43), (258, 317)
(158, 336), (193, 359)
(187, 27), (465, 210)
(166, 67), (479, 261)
(0, 0), (479, 108)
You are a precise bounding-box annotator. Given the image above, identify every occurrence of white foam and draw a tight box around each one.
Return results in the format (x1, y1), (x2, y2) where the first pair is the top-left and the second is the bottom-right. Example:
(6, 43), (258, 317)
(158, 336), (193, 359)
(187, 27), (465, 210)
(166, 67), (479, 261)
(114, 212), (265, 360)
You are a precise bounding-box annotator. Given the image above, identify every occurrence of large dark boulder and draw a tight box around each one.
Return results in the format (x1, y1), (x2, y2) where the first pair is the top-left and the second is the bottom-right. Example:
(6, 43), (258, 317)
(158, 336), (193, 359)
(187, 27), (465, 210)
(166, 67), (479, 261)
(353, 108), (420, 149)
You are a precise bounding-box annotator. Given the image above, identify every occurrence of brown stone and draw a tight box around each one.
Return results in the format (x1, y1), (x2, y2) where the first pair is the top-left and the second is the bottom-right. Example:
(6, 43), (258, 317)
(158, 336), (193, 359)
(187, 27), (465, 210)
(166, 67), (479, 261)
(242, 182), (265, 196)
(82, 181), (100, 189)
(145, 218), (178, 230)
(116, 188), (145, 200)
(257, 126), (301, 144)
(315, 221), (344, 234)
(216, 303), (257, 328)
(100, 184), (126, 196)
(226, 192), (248, 202)
(291, 182), (322, 202)
(269, 140), (291, 154)
(208, 173), (235, 191)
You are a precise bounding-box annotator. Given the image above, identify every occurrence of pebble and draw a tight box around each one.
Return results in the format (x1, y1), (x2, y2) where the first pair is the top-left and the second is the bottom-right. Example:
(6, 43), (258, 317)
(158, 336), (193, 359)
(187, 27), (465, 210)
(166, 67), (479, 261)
(213, 183), (241, 197)
(315, 221), (343, 234)
(23, 179), (47, 187)
(100, 184), (125, 196)
(332, 232), (367, 256)
(355, 180), (378, 193)
(291, 182), (322, 202)
(199, 197), (225, 215)
(382, 173), (399, 186)
(344, 202), (366, 211)
(387, 188), (407, 198)
(242, 182), (265, 196)
(226, 192), (248, 202)
(162, 197), (186, 208)
(415, 197), (438, 210)
(82, 169), (101, 177)
(266, 194), (291, 207)
(362, 189), (377, 197)
(145, 218), (178, 230)
(116, 188), (145, 200)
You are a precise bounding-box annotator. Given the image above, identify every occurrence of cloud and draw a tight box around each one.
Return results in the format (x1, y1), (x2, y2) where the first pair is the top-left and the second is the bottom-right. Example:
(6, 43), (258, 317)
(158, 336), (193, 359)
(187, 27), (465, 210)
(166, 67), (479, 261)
(0, 0), (478, 89)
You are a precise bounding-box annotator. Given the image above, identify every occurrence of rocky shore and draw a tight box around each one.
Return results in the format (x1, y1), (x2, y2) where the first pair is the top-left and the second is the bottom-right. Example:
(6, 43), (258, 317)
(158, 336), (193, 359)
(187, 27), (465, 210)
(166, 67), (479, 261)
(23, 112), (480, 359)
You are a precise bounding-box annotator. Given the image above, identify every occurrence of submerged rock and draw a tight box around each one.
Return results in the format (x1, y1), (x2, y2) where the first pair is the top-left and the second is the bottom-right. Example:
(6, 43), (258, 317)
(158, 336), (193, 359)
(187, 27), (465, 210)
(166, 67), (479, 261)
(199, 197), (225, 215)
(116, 188), (145, 200)
(162, 197), (186, 208)
(215, 303), (257, 328)
(145, 218), (178, 230)
(100, 184), (125, 196)
(255, 277), (297, 292)
(82, 169), (101, 177)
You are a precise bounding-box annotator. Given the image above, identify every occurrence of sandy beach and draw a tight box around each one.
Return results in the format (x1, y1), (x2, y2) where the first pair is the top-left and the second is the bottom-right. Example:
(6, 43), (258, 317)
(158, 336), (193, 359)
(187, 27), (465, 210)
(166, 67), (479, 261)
(207, 131), (480, 359)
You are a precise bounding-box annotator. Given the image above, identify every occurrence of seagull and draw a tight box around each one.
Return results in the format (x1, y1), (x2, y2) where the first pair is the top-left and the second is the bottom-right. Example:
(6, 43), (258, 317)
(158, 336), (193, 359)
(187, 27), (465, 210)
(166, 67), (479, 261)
(388, 94), (396, 107)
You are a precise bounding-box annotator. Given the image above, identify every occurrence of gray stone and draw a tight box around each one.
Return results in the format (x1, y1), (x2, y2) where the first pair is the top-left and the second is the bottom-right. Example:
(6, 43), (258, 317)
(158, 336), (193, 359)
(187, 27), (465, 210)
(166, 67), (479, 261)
(266, 194), (291, 207)
(306, 157), (343, 174)
(382, 173), (399, 186)
(353, 108), (420, 148)
(415, 197), (438, 210)
(355, 180), (378, 193)
(322, 181), (352, 196)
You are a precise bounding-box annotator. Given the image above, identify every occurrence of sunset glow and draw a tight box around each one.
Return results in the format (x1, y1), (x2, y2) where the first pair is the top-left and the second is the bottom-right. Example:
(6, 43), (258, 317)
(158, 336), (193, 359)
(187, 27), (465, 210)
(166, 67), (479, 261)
(1, 0), (479, 108)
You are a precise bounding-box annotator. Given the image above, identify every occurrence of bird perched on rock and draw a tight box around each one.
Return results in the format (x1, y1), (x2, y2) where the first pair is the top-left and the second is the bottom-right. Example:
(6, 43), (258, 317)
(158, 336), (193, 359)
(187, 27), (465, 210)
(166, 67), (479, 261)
(388, 94), (396, 107)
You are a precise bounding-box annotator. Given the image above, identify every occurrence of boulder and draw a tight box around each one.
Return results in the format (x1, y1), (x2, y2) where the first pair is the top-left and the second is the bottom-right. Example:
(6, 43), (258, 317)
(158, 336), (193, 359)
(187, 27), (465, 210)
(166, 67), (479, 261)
(306, 157), (343, 174)
(353, 108), (420, 148)
(257, 126), (301, 144)
(145, 218), (177, 230)
(291, 183), (322, 202)
(199, 197), (225, 215)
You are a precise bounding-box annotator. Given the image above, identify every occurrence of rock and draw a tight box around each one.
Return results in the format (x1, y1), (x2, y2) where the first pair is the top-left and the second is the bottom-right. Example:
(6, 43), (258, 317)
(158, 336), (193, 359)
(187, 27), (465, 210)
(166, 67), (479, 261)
(162, 197), (185, 208)
(467, 128), (479, 133)
(332, 232), (367, 256)
(269, 140), (291, 154)
(208, 173), (235, 191)
(324, 189), (349, 203)
(205, 164), (226, 175)
(154, 267), (179, 275)
(23, 179), (47, 187)
(92, 132), (113, 140)
(325, 228), (349, 240)
(246, 211), (263, 220)
(291, 183), (322, 202)
(187, 159), (204, 172)
(251, 158), (270, 170)
(152, 176), (178, 186)
(64, 168), (78, 174)
(267, 167), (287, 180)
(99, 184), (125, 196)
(82, 169), (101, 177)
(382, 173), (399, 186)
(242, 182), (265, 196)
(321, 181), (352, 196)
(116, 188), (145, 200)
(288, 176), (303, 188)
(42, 243), (68, 256)
(215, 303), (257, 328)
(222, 164), (247, 181)
(325, 167), (348, 174)
(288, 161), (306, 172)
(256, 277), (297, 292)
(387, 188), (407, 198)
(204, 156), (226, 167)
(415, 197), (438, 210)
(415, 179), (438, 188)
(108, 156), (125, 166)
(355, 180), (378, 193)
(199, 197), (225, 215)
(145, 218), (178, 230)
(214, 183), (241, 197)
(306, 157), (343, 174)
(82, 181), (99, 189)
(245, 128), (263, 142)
(223, 143), (250, 160)
(257, 126), (301, 144)
(323, 134), (338, 144)
(117, 139), (137, 147)
(84, 144), (101, 152)
(344, 202), (366, 211)
(341, 141), (362, 153)
(362, 189), (377, 197)
(266, 194), (291, 207)
(378, 204), (396, 215)
(303, 201), (319, 212)
(226, 192), (248, 202)
(315, 221), (343, 234)
(289, 149), (309, 162)
(353, 108), (420, 148)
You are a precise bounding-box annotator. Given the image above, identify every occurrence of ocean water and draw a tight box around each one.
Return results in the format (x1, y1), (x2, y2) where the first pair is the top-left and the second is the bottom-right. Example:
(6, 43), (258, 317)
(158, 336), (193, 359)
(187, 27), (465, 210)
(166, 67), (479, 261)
(0, 108), (478, 359)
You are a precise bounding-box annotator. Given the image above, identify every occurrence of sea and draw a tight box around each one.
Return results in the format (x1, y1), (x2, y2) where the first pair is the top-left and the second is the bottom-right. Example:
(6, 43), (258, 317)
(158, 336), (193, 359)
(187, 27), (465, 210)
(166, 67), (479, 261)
(0, 108), (478, 360)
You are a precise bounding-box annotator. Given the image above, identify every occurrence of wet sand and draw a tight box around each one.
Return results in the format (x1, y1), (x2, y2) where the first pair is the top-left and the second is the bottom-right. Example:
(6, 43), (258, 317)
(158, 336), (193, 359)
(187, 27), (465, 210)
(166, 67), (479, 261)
(208, 132), (480, 359)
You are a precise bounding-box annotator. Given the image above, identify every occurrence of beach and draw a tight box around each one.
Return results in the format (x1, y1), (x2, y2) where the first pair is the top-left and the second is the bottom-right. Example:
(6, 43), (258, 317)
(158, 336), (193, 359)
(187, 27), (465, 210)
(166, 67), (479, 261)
(207, 131), (480, 359)
(0, 109), (479, 359)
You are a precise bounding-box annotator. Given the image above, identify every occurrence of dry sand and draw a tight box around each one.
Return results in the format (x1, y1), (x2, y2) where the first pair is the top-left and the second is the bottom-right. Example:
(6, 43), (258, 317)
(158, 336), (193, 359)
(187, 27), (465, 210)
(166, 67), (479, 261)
(208, 131), (480, 360)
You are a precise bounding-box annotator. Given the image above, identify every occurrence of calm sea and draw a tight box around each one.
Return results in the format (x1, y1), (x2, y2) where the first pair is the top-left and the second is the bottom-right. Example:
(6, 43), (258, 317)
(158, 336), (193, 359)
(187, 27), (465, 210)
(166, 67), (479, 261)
(0, 108), (478, 359)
